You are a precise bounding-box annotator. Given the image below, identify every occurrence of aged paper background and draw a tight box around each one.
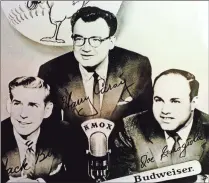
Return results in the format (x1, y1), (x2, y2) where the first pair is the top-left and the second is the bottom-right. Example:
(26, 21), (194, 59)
(1, 1), (208, 120)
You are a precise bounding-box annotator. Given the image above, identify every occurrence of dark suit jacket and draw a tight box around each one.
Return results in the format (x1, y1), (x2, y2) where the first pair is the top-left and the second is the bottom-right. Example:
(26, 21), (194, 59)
(38, 46), (153, 125)
(112, 109), (209, 179)
(37, 46), (153, 181)
(1, 118), (68, 183)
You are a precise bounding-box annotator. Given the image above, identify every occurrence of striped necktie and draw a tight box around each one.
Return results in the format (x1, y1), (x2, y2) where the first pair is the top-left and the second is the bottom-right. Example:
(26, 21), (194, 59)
(170, 133), (181, 164)
(22, 140), (35, 178)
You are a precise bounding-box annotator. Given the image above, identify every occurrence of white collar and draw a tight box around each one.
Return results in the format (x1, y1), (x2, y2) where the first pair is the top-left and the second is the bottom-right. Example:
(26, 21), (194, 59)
(13, 127), (40, 145)
(164, 118), (193, 143)
(79, 56), (109, 81)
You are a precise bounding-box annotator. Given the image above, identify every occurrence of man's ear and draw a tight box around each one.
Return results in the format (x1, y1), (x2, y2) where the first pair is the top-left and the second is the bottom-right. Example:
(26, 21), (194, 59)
(44, 102), (54, 119)
(6, 99), (12, 114)
(109, 36), (116, 50)
(191, 96), (198, 111)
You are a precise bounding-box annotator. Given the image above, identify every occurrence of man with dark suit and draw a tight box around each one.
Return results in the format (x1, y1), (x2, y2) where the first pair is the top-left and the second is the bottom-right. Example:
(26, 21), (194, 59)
(38, 6), (153, 181)
(113, 69), (209, 182)
(38, 6), (153, 125)
(1, 76), (67, 183)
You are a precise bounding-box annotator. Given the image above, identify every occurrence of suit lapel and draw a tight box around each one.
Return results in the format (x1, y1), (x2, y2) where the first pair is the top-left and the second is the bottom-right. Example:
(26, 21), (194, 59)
(60, 63), (92, 118)
(67, 73), (92, 117)
(100, 58), (125, 119)
(2, 122), (22, 178)
(180, 113), (207, 162)
(35, 148), (53, 176)
(2, 147), (22, 178)
(34, 127), (54, 176)
(148, 126), (173, 168)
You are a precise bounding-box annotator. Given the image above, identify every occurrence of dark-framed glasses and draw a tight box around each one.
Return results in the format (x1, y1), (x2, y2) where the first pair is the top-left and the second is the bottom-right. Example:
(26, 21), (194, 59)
(71, 34), (110, 48)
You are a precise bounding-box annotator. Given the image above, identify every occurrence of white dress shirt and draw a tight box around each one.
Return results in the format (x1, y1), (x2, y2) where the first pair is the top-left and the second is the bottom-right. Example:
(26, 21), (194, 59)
(79, 57), (109, 113)
(164, 119), (193, 151)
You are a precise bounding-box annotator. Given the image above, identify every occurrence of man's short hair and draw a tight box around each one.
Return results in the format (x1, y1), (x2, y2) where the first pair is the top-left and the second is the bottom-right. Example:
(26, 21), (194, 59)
(71, 6), (118, 37)
(153, 69), (199, 101)
(9, 76), (51, 103)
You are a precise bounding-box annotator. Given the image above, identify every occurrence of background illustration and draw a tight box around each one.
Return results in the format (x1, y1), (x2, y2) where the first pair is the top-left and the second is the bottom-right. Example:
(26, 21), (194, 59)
(1, 1), (122, 46)
(1, 1), (208, 120)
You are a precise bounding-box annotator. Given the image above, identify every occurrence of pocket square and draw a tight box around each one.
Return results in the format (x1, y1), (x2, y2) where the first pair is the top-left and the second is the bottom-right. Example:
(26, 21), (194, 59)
(49, 163), (62, 176)
(117, 96), (133, 106)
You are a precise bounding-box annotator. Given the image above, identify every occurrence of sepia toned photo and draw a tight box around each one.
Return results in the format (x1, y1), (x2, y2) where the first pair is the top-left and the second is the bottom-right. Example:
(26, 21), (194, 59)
(1, 1), (208, 183)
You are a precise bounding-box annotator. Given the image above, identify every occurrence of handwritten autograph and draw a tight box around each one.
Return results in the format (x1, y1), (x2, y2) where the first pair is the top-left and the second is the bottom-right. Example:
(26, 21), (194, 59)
(93, 76), (134, 100)
(161, 127), (205, 160)
(5, 149), (53, 175)
(60, 90), (98, 117)
(140, 154), (155, 168)
(5, 157), (29, 174)
(61, 75), (134, 117)
(138, 127), (205, 169)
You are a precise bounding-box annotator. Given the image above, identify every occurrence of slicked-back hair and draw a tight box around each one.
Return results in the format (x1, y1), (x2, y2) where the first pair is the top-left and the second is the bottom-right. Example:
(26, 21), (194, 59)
(9, 76), (51, 104)
(153, 69), (199, 101)
(71, 6), (118, 37)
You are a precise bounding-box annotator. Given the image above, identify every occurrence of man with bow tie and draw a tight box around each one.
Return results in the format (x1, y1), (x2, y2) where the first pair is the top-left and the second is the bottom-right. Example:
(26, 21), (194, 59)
(1, 76), (68, 183)
(113, 69), (209, 182)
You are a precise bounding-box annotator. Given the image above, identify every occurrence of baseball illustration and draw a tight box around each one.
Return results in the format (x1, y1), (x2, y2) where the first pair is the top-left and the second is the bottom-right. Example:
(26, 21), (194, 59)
(1, 1), (122, 46)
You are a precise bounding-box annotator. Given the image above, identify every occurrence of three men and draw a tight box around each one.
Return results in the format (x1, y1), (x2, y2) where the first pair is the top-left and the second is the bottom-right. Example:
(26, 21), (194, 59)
(2, 5), (207, 183)
(113, 69), (209, 181)
(1, 77), (67, 183)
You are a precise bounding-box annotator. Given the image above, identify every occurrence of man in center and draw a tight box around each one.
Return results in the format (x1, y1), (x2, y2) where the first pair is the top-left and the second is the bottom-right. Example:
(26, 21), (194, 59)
(38, 7), (153, 181)
(38, 6), (153, 126)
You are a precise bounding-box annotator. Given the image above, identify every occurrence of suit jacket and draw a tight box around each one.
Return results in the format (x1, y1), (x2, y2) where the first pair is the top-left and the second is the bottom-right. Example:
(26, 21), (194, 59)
(111, 109), (209, 179)
(38, 46), (153, 125)
(1, 118), (68, 183)
(37, 46), (153, 181)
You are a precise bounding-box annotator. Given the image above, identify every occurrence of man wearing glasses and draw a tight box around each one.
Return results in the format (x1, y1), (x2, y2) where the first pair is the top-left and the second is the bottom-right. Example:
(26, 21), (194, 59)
(38, 6), (152, 181)
(38, 6), (152, 126)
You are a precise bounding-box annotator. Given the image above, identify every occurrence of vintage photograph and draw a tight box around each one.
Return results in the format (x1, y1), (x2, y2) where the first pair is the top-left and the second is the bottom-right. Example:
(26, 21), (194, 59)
(1, 1), (208, 183)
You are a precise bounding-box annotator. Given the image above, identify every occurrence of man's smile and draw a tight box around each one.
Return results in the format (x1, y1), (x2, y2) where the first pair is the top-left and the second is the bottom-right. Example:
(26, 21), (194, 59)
(17, 120), (32, 126)
(160, 115), (175, 123)
(81, 53), (93, 56)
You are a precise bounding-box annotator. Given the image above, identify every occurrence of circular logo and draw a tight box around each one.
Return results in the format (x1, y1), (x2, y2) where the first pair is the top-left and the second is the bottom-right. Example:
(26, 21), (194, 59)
(1, 1), (122, 46)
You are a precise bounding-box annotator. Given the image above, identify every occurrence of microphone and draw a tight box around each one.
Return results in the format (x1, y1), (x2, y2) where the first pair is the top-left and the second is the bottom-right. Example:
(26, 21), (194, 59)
(88, 132), (109, 182)
(81, 119), (115, 182)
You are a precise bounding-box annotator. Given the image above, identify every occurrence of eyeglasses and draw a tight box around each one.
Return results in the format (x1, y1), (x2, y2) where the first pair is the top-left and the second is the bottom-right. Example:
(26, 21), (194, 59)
(71, 34), (110, 48)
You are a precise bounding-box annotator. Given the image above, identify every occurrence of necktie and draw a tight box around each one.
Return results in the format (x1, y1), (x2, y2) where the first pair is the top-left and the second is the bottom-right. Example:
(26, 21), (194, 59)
(22, 140), (35, 178)
(170, 133), (181, 164)
(93, 72), (100, 117)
